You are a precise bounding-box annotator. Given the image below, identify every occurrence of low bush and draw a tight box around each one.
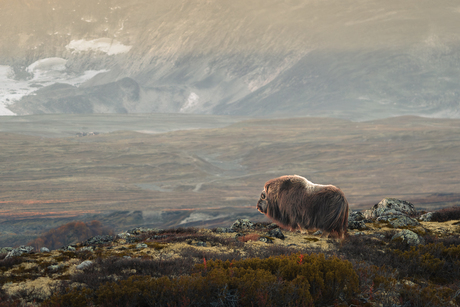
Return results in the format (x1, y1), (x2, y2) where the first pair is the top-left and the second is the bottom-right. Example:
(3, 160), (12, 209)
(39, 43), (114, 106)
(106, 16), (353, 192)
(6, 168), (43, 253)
(392, 242), (460, 283)
(430, 206), (460, 222)
(44, 253), (359, 307)
(400, 283), (460, 307)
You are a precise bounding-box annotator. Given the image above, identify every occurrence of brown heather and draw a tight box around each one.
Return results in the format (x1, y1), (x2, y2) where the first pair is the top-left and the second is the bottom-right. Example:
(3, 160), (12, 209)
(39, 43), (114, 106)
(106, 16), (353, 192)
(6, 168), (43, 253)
(1, 218), (459, 307)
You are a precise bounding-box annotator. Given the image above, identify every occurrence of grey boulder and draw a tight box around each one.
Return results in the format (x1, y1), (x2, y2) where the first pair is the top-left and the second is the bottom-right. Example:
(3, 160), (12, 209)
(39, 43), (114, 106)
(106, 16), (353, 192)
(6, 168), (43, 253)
(418, 212), (434, 222)
(391, 230), (425, 246)
(364, 198), (417, 220)
(76, 260), (94, 270)
(5, 246), (34, 258)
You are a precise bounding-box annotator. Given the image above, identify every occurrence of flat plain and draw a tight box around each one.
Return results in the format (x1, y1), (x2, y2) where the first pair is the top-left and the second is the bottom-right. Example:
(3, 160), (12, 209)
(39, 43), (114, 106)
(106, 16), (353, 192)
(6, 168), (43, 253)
(1, 114), (460, 245)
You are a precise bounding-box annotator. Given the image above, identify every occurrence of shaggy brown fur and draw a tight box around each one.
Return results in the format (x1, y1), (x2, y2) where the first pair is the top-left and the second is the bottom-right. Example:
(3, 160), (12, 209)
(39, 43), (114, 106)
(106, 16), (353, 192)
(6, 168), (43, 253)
(257, 175), (349, 238)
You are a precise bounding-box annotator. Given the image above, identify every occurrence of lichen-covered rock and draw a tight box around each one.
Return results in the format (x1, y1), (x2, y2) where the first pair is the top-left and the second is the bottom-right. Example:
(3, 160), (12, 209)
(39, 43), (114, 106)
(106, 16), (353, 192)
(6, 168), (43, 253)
(231, 219), (254, 230)
(312, 230), (323, 236)
(258, 237), (273, 243)
(128, 227), (163, 235)
(391, 229), (425, 246)
(215, 227), (235, 233)
(61, 245), (76, 251)
(40, 247), (50, 253)
(47, 264), (65, 271)
(76, 260), (93, 270)
(387, 216), (420, 228)
(117, 232), (131, 239)
(136, 243), (148, 249)
(5, 245), (34, 258)
(364, 198), (417, 220)
(418, 212), (434, 222)
(267, 228), (285, 240)
(348, 220), (368, 230)
(0, 247), (13, 254)
(83, 235), (114, 246)
(348, 211), (366, 223)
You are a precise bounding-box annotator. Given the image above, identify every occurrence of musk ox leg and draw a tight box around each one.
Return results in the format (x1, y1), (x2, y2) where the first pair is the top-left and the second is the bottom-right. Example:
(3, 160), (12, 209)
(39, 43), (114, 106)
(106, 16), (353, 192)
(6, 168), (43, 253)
(320, 231), (330, 238)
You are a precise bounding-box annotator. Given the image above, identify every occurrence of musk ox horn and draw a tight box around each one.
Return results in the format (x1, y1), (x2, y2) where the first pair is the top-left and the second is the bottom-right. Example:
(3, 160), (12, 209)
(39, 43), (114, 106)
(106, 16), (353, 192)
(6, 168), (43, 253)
(256, 175), (349, 238)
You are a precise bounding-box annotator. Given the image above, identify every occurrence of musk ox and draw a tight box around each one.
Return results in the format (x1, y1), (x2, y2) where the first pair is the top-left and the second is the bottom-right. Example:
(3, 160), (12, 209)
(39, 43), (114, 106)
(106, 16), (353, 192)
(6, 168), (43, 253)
(256, 175), (349, 238)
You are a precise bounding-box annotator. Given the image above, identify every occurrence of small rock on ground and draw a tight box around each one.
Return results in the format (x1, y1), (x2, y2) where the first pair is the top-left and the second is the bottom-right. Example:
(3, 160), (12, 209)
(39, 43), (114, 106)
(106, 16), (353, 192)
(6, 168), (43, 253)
(231, 219), (254, 230)
(391, 229), (425, 246)
(76, 260), (93, 270)
(259, 237), (273, 244)
(418, 212), (434, 222)
(348, 220), (368, 230)
(267, 228), (285, 240)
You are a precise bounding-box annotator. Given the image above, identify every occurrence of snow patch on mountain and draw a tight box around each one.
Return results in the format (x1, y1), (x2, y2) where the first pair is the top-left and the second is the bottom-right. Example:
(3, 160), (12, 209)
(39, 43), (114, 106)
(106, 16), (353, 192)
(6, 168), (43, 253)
(66, 38), (132, 55)
(0, 58), (107, 116)
(27, 57), (67, 73)
(180, 92), (200, 113)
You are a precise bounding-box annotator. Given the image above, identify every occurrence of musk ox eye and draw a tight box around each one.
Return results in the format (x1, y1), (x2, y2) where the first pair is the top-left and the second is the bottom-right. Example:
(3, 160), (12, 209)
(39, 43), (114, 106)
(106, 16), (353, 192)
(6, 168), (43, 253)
(260, 192), (265, 200)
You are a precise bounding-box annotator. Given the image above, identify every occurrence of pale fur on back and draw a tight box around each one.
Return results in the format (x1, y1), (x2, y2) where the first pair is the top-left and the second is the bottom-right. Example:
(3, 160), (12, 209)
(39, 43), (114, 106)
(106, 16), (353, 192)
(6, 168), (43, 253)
(291, 175), (329, 193)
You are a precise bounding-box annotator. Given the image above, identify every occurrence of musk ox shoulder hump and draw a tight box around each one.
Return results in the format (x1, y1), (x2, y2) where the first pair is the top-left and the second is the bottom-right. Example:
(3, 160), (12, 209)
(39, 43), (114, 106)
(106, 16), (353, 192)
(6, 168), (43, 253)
(292, 174), (328, 191)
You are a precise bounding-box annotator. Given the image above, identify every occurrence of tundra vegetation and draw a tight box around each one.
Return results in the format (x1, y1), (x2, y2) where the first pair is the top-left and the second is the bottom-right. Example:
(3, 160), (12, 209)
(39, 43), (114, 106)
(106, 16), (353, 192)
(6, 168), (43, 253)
(0, 205), (459, 307)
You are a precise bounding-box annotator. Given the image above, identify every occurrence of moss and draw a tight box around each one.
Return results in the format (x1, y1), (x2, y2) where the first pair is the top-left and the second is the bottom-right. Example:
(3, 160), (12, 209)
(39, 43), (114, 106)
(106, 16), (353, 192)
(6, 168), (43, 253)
(145, 242), (167, 250)
(304, 237), (320, 242)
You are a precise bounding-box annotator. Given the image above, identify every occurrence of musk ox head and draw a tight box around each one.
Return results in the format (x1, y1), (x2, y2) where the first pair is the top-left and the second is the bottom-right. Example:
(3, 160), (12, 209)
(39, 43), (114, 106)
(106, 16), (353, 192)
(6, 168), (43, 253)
(256, 175), (349, 237)
(256, 190), (268, 214)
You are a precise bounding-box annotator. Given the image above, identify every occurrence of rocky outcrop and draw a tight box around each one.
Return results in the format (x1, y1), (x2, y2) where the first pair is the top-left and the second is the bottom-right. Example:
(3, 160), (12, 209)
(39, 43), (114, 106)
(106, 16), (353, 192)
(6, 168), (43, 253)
(364, 198), (417, 220)
(82, 235), (114, 246)
(5, 245), (34, 259)
(361, 198), (422, 229)
(231, 219), (254, 231)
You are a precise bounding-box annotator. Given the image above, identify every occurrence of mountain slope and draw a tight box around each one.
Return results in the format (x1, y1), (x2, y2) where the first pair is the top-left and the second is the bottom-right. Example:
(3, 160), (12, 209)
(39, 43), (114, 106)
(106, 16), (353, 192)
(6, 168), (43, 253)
(1, 0), (460, 119)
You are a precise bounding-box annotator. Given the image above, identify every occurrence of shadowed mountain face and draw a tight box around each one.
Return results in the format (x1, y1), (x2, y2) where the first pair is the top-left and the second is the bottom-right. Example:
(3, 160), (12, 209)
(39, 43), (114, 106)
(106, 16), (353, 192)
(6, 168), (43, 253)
(1, 0), (460, 119)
